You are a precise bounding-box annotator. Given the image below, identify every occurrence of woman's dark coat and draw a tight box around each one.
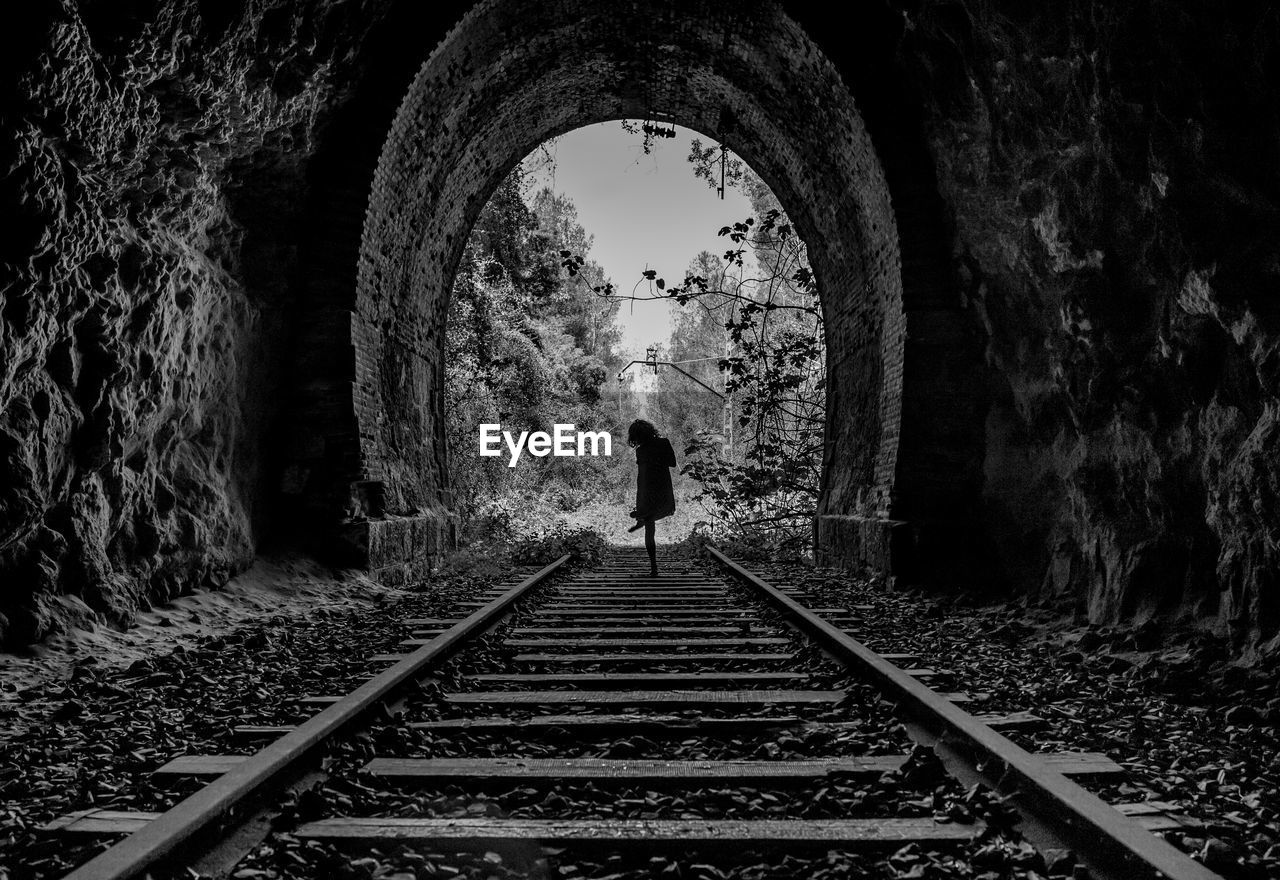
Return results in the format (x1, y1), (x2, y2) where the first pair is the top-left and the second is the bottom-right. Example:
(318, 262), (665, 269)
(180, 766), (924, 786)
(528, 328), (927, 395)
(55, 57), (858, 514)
(634, 437), (677, 521)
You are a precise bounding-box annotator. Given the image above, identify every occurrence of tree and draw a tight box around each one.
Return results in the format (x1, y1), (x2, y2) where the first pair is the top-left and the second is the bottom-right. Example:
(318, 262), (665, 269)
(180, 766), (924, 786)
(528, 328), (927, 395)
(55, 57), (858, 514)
(568, 158), (827, 554)
(444, 166), (628, 529)
(680, 189), (826, 554)
(652, 250), (731, 463)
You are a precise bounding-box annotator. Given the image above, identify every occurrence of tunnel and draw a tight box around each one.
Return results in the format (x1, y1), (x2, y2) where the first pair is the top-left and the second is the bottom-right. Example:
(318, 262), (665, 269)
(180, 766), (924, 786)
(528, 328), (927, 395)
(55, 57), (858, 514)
(6, 3), (1280, 878)
(295, 0), (985, 587)
(3, 0), (1279, 650)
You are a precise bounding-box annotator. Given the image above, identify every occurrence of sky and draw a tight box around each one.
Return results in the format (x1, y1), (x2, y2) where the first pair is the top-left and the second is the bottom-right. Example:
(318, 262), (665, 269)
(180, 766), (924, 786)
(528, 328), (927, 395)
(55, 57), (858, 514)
(523, 122), (754, 359)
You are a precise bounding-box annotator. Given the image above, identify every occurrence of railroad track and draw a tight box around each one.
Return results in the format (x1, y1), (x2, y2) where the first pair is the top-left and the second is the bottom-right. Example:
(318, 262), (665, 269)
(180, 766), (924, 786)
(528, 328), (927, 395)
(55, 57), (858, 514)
(44, 547), (1221, 880)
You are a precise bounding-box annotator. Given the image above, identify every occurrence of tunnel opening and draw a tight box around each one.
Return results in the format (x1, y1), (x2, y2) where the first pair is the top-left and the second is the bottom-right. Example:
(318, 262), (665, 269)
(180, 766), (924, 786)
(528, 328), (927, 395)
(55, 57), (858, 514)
(439, 122), (830, 557)
(281, 0), (986, 588)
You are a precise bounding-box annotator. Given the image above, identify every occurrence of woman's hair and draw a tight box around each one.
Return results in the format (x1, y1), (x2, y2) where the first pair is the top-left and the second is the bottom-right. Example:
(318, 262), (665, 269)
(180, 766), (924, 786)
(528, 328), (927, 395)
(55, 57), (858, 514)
(627, 419), (660, 445)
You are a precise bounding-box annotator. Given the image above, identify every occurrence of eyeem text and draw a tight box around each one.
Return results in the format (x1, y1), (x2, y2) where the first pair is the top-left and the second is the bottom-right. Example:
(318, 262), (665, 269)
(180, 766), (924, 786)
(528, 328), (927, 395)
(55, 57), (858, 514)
(479, 424), (613, 467)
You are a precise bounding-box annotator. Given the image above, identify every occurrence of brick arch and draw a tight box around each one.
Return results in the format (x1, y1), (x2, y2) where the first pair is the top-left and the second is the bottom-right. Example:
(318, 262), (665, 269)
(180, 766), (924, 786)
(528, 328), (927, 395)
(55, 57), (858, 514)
(289, 0), (986, 584)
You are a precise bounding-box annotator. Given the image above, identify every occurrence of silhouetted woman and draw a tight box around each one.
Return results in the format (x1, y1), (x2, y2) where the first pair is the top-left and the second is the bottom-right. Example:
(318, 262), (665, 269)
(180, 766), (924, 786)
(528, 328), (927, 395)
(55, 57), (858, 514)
(627, 419), (676, 576)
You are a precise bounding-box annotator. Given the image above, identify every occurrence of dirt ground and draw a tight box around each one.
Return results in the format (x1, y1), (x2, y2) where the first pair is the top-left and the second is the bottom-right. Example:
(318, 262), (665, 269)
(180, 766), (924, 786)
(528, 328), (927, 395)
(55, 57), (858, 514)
(0, 554), (398, 711)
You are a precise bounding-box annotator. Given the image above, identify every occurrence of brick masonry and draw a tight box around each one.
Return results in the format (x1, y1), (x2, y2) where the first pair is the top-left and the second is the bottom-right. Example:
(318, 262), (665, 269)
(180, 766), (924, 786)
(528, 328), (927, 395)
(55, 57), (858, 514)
(284, 0), (984, 584)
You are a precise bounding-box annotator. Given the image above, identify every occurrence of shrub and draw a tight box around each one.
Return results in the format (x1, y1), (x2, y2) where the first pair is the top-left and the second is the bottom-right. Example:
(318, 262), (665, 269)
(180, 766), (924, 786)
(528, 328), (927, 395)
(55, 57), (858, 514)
(469, 498), (519, 542)
(436, 545), (511, 580)
(511, 524), (609, 567)
(542, 480), (585, 513)
(675, 527), (778, 564)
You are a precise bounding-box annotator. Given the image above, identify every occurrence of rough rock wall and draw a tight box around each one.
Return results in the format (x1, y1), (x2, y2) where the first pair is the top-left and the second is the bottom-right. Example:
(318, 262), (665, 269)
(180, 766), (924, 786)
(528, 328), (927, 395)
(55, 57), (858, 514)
(0, 1), (380, 645)
(4, 0), (1278, 651)
(900, 1), (1280, 645)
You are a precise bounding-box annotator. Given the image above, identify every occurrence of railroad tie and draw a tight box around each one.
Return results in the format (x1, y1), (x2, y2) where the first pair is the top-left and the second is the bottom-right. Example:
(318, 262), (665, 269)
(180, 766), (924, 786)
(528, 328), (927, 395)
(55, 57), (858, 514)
(290, 817), (985, 849)
(505, 626), (749, 636)
(441, 689), (844, 708)
(510, 652), (797, 664)
(360, 756), (909, 782)
(532, 609), (761, 617)
(517, 617), (760, 628)
(405, 714), (805, 733)
(45, 809), (1201, 841)
(462, 671), (809, 687)
(499, 638), (792, 648)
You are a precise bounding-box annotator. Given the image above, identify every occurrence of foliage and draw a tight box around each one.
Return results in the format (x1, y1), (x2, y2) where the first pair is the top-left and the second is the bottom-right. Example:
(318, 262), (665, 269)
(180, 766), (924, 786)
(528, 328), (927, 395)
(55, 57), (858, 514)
(435, 544), (511, 580)
(444, 165), (631, 534)
(510, 523), (610, 567)
(572, 164), (826, 555)
(466, 497), (521, 543)
(687, 136), (747, 197)
(672, 529), (777, 564)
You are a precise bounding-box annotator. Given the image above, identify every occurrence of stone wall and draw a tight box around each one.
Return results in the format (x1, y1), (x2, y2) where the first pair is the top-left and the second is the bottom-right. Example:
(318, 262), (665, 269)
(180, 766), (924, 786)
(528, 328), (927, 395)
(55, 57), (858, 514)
(891, 1), (1280, 643)
(0, 2), (385, 643)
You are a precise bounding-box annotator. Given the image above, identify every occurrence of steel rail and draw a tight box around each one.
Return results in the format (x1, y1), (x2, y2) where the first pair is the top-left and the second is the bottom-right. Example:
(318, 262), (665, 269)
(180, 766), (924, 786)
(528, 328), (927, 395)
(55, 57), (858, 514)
(62, 555), (571, 880)
(708, 546), (1222, 880)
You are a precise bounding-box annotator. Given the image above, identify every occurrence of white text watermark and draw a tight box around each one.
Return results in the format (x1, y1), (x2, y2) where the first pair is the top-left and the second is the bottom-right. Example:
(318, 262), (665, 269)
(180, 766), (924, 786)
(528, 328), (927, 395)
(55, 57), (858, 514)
(479, 424), (613, 467)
